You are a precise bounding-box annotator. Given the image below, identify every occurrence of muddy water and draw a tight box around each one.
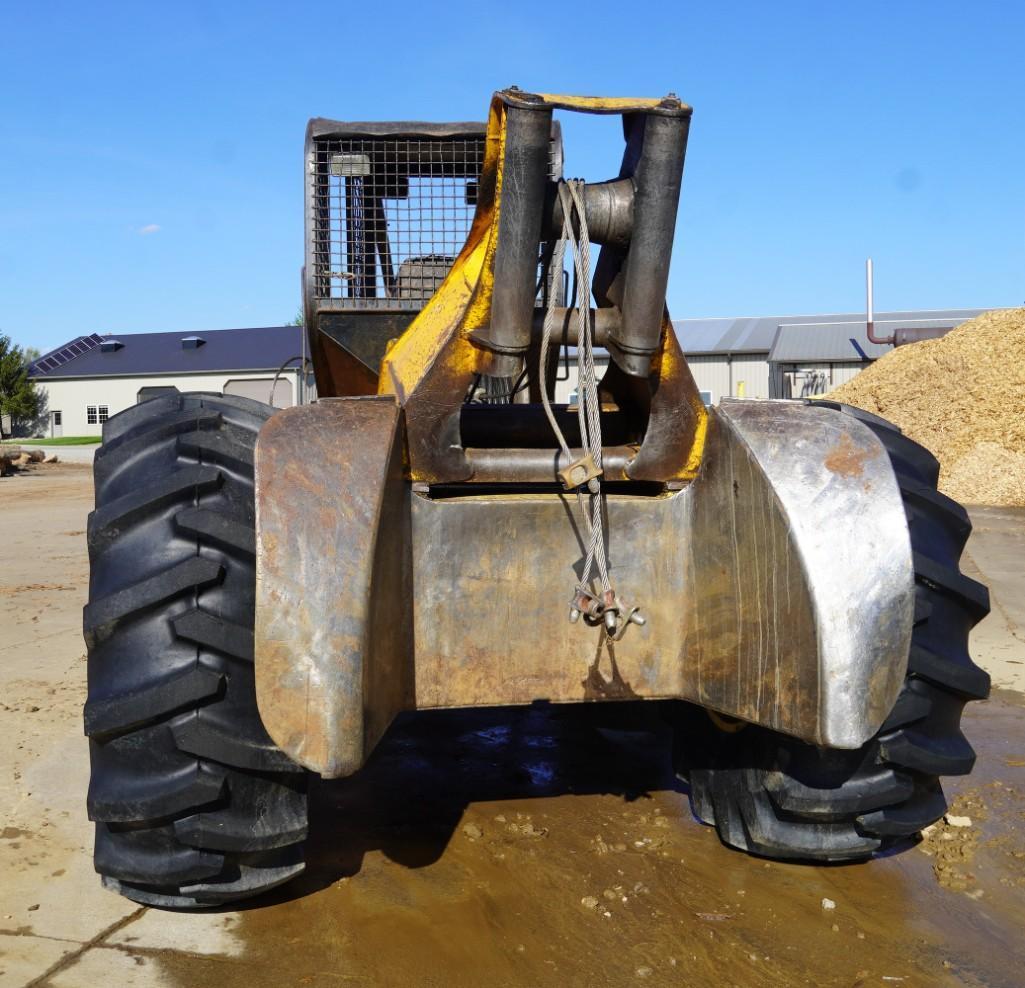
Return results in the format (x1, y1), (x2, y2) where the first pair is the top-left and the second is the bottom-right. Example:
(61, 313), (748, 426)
(160, 694), (1025, 988)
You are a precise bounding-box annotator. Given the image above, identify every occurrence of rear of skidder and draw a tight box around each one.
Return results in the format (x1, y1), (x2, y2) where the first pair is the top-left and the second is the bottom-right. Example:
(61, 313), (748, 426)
(84, 89), (989, 906)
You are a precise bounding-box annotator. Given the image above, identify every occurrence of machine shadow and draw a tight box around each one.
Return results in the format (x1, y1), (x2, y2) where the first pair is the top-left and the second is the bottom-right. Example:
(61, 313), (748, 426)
(270, 700), (689, 903)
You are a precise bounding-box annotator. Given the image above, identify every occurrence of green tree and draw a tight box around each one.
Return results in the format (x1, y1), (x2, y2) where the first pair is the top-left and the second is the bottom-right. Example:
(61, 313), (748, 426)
(0, 335), (41, 428)
(286, 306), (304, 327)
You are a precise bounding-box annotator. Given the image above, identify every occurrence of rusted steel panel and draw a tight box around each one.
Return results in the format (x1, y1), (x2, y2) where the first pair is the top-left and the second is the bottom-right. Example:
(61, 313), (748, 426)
(411, 401), (913, 749)
(254, 397), (412, 778)
(254, 397), (912, 777)
(410, 489), (691, 708)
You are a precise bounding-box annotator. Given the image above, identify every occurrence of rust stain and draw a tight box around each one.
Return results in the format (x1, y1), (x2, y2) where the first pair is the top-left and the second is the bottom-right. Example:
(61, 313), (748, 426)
(824, 432), (872, 479)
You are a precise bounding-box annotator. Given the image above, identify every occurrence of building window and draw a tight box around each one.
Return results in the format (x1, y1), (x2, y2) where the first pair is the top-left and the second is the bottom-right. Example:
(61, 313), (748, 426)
(98, 405), (109, 423)
(87, 406), (97, 425)
(53, 411), (62, 426)
(87, 405), (109, 425)
(699, 390), (714, 407)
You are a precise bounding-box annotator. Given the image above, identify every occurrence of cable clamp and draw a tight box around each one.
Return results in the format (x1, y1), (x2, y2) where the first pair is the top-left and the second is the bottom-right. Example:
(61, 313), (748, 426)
(558, 453), (602, 491)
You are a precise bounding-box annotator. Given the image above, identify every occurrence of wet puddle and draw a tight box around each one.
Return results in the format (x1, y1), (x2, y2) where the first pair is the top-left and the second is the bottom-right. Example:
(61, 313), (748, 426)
(159, 693), (1025, 987)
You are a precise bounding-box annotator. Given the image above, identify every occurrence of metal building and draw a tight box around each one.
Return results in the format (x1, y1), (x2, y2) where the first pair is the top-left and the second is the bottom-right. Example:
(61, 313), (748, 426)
(766, 309), (990, 398)
(27, 326), (311, 438)
(559, 308), (991, 405)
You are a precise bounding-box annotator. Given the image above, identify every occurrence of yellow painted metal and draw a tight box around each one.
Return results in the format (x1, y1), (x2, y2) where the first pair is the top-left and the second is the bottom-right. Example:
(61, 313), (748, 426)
(535, 93), (693, 115)
(686, 405), (710, 480)
(655, 311), (708, 482)
(378, 90), (704, 484)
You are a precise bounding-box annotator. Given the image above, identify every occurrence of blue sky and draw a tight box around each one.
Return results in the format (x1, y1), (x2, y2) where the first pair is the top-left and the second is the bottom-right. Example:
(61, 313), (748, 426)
(1, 1), (1022, 354)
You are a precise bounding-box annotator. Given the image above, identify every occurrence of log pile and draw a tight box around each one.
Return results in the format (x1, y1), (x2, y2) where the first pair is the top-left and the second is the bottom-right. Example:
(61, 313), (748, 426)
(0, 446), (53, 475)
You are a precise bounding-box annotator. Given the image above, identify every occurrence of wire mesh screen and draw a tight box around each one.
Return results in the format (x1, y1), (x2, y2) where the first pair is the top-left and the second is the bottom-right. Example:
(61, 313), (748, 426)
(310, 132), (561, 309)
(311, 136), (485, 308)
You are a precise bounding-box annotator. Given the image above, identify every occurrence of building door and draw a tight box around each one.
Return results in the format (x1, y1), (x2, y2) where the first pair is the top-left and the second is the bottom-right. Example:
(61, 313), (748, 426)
(50, 410), (63, 438)
(223, 378), (292, 408)
(137, 386), (178, 404)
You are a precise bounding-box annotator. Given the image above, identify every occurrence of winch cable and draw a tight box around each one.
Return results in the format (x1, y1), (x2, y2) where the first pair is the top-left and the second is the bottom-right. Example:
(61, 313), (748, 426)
(538, 180), (642, 637)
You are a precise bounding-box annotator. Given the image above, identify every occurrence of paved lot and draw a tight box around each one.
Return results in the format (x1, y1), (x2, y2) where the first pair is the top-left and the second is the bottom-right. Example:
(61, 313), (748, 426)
(2, 464), (1024, 987)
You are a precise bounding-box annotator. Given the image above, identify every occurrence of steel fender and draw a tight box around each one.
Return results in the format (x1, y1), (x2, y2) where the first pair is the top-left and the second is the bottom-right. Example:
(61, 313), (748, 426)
(701, 399), (915, 747)
(254, 397), (412, 777)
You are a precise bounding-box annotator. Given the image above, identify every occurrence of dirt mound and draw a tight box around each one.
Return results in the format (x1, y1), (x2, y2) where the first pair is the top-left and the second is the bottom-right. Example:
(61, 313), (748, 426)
(826, 307), (1025, 505)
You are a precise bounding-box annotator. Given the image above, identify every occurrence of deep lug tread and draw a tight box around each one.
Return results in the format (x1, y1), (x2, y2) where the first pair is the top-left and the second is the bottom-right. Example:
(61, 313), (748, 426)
(171, 709), (299, 772)
(736, 780), (881, 860)
(95, 825), (225, 884)
(84, 665), (223, 738)
(913, 552), (989, 616)
(100, 392), (185, 443)
(879, 679), (932, 732)
(102, 847), (304, 909)
(177, 429), (255, 471)
(902, 482), (971, 534)
(676, 402), (988, 863)
(88, 465), (222, 550)
(856, 782), (947, 838)
(765, 767), (913, 820)
(172, 608), (254, 661)
(95, 409), (222, 479)
(173, 774), (308, 852)
(85, 393), (306, 907)
(84, 556), (223, 644)
(908, 642), (991, 700)
(809, 399), (899, 433)
(88, 756), (226, 823)
(879, 726), (976, 777)
(175, 506), (256, 556)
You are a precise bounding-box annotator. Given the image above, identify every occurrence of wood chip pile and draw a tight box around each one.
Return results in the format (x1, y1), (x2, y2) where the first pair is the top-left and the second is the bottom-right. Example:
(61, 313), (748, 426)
(826, 307), (1025, 506)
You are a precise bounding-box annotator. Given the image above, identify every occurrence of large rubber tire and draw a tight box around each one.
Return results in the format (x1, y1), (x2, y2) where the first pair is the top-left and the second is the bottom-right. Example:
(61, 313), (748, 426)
(84, 393), (308, 906)
(674, 401), (991, 862)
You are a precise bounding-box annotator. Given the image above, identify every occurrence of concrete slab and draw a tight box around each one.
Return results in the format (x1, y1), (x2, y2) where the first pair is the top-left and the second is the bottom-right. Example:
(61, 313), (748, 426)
(0, 933), (75, 988)
(965, 507), (1025, 692)
(106, 911), (245, 958)
(47, 945), (172, 988)
(0, 729), (141, 944)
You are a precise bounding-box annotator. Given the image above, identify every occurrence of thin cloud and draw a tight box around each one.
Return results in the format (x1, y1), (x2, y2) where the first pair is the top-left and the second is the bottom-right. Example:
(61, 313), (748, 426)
(137, 223), (161, 235)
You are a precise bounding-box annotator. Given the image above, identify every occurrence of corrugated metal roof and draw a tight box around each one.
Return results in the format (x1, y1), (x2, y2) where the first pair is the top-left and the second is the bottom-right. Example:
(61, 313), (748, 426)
(674, 316), (781, 353)
(767, 309), (990, 362)
(30, 309), (997, 380)
(29, 326), (305, 378)
(673, 308), (990, 357)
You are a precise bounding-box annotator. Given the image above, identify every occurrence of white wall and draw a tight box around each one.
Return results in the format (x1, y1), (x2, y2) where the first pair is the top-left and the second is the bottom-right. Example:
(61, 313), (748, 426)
(553, 359), (608, 403)
(34, 371), (299, 437)
(829, 362), (870, 388)
(685, 354), (771, 402)
(556, 353), (771, 406)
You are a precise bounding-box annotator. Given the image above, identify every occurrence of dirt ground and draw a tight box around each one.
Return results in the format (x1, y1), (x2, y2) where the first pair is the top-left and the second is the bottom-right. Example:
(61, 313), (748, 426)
(2, 463), (1025, 988)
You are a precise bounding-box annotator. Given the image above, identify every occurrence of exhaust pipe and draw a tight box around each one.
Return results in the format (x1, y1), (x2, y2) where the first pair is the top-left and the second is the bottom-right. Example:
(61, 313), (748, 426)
(865, 257), (893, 346)
(864, 258), (953, 348)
